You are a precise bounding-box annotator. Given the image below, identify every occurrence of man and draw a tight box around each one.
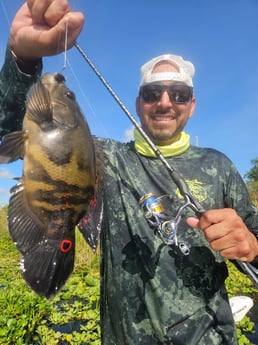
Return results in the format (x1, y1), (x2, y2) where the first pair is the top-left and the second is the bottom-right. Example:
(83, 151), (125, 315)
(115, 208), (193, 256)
(0, 1), (258, 344)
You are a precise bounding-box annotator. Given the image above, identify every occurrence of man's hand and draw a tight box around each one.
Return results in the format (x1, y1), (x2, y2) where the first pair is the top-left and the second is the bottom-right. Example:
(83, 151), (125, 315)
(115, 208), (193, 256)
(10, 0), (84, 61)
(187, 208), (258, 262)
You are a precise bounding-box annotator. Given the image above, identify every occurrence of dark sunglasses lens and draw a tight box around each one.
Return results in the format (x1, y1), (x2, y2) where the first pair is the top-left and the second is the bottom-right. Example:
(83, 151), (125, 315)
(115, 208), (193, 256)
(140, 85), (162, 102)
(140, 85), (192, 104)
(169, 85), (192, 103)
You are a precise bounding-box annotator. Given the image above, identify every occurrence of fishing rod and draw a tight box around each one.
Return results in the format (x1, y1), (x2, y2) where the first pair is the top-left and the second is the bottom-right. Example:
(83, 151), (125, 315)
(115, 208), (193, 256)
(74, 42), (258, 287)
(74, 42), (205, 217)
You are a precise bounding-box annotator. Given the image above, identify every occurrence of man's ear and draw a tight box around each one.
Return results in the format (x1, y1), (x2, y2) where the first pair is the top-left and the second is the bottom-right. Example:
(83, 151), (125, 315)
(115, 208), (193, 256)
(188, 97), (196, 119)
(135, 96), (140, 117)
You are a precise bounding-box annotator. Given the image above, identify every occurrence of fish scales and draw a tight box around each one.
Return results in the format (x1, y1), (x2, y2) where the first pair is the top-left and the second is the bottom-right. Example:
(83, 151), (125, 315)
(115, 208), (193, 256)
(0, 73), (98, 298)
(23, 145), (94, 224)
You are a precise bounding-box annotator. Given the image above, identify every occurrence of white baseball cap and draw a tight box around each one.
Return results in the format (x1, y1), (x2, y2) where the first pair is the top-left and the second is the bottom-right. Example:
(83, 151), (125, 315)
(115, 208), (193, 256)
(139, 54), (195, 87)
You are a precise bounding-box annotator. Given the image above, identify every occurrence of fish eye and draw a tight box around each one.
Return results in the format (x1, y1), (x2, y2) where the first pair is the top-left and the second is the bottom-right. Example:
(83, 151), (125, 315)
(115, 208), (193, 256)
(65, 90), (76, 100)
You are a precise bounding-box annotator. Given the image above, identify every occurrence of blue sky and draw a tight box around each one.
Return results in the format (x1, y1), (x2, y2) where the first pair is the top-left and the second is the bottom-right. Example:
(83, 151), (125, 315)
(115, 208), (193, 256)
(0, 0), (258, 205)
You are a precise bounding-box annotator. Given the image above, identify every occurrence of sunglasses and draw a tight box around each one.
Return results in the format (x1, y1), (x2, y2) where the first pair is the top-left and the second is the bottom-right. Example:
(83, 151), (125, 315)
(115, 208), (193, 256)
(139, 84), (193, 104)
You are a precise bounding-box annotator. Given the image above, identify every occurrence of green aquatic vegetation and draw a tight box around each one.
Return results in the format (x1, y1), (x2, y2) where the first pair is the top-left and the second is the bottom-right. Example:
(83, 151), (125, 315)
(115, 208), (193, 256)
(226, 261), (256, 345)
(226, 260), (258, 296)
(0, 216), (100, 345)
(0, 206), (256, 344)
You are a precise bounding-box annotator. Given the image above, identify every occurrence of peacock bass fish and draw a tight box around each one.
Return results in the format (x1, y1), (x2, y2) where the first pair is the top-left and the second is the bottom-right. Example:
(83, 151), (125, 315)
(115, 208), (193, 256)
(0, 73), (97, 298)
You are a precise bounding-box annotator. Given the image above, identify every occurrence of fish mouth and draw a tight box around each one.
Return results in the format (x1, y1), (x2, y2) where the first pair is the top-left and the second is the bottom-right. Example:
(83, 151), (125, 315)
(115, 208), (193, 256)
(54, 73), (66, 83)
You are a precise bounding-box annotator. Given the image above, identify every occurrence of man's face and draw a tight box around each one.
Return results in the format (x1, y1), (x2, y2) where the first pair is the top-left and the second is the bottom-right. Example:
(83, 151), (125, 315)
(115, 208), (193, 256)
(136, 62), (196, 146)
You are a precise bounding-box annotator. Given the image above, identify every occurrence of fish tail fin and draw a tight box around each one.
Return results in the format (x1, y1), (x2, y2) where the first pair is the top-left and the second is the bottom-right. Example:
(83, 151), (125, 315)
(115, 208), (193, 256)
(22, 238), (75, 298)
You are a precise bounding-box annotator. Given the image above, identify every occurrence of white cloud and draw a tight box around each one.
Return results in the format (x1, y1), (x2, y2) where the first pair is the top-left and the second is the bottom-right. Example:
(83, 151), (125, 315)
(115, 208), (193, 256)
(0, 167), (14, 179)
(123, 126), (134, 142)
(0, 187), (9, 195)
(0, 186), (10, 205)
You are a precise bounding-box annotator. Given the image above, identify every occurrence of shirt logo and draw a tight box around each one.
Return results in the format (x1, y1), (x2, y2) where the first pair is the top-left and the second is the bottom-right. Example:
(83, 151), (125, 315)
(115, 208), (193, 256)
(176, 179), (207, 203)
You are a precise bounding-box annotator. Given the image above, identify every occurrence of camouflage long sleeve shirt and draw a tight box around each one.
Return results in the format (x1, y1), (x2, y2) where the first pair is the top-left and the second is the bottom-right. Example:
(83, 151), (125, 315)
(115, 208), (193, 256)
(0, 46), (42, 136)
(1, 45), (258, 345)
(97, 137), (258, 345)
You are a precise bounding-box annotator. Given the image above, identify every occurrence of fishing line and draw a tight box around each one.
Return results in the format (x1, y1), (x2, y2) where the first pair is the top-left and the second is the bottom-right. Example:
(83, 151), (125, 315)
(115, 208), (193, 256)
(66, 58), (110, 137)
(74, 42), (258, 287)
(61, 19), (69, 71)
(0, 0), (11, 28)
(74, 42), (204, 213)
(59, 15), (109, 137)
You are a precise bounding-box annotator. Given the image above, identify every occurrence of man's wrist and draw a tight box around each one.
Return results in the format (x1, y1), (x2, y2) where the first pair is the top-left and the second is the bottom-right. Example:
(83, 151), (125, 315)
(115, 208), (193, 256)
(11, 49), (42, 75)
(251, 256), (258, 268)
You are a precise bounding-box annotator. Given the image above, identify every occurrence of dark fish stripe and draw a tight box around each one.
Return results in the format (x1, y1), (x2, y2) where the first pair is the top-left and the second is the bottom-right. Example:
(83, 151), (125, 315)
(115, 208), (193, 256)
(26, 150), (90, 175)
(23, 153), (94, 189)
(26, 185), (94, 205)
(26, 141), (94, 168)
(5, 73), (97, 298)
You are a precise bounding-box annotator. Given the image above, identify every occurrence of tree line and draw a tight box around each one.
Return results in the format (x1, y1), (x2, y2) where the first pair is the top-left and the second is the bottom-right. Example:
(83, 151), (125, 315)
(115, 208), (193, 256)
(245, 158), (258, 207)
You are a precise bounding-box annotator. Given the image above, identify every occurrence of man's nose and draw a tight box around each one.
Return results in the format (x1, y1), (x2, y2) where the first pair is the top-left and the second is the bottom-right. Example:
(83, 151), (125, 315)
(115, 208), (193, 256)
(157, 90), (172, 105)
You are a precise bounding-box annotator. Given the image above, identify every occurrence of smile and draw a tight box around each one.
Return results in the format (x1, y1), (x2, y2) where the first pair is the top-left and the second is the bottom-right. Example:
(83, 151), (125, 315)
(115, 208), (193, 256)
(152, 115), (176, 121)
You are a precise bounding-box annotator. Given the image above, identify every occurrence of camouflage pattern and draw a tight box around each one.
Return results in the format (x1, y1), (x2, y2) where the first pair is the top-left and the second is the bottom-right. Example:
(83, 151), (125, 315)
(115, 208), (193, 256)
(97, 138), (258, 345)
(1, 46), (258, 345)
(0, 45), (42, 137)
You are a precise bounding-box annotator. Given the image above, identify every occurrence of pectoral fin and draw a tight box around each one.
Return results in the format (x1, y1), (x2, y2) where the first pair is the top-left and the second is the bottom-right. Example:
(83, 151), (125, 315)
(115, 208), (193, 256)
(0, 131), (27, 163)
(26, 79), (53, 124)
